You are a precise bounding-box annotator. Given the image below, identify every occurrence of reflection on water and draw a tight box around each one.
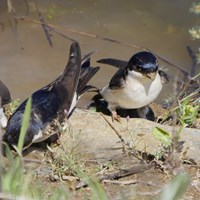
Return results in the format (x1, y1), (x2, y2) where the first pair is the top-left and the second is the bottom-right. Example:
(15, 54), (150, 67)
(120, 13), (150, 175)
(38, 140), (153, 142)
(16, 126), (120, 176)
(0, 0), (199, 106)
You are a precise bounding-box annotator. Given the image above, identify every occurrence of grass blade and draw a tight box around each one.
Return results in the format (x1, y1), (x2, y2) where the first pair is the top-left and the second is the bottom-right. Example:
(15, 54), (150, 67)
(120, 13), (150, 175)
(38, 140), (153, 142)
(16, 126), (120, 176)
(158, 173), (189, 200)
(17, 97), (32, 154)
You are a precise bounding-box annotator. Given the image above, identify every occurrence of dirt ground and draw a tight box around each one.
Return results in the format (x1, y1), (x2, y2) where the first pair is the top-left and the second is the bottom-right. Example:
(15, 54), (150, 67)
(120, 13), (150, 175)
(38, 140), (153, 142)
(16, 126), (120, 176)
(18, 147), (200, 200)
(2, 101), (200, 200)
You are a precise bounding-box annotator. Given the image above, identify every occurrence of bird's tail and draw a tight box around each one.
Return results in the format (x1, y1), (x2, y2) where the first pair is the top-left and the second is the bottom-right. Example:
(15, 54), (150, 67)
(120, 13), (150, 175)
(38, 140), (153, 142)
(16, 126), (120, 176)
(55, 42), (81, 119)
(77, 51), (100, 96)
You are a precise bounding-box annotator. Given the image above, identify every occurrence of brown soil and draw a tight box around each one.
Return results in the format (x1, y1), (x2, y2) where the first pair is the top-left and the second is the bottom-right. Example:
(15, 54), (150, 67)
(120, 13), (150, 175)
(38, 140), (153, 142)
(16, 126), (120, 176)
(19, 148), (200, 200)
(2, 103), (200, 199)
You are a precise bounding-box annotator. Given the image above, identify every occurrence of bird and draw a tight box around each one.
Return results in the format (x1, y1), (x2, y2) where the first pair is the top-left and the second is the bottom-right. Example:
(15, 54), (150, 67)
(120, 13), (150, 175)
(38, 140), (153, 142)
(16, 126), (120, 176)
(0, 80), (11, 128)
(3, 42), (99, 149)
(96, 51), (168, 122)
(0, 80), (11, 106)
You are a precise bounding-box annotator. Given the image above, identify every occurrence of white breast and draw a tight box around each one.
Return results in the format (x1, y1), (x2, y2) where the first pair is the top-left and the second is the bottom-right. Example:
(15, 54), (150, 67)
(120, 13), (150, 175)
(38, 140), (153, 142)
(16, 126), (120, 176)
(69, 92), (78, 115)
(101, 72), (163, 109)
(0, 108), (7, 128)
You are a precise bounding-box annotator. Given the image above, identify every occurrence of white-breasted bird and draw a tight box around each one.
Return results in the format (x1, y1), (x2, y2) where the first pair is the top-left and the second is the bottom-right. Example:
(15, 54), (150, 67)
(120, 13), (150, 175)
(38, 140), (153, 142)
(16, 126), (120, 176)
(97, 51), (168, 121)
(3, 42), (99, 149)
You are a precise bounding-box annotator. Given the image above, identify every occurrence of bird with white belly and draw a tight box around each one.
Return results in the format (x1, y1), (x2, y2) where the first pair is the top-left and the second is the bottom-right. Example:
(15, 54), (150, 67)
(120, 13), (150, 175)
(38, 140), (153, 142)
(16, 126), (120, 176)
(3, 42), (99, 149)
(97, 51), (168, 121)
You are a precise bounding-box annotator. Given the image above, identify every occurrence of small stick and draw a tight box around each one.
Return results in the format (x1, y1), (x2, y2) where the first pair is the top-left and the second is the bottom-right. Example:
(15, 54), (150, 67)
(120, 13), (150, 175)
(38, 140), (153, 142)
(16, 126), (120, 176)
(7, 0), (18, 30)
(22, 158), (43, 164)
(187, 46), (197, 77)
(137, 189), (162, 196)
(100, 113), (144, 161)
(24, 0), (29, 17)
(100, 113), (127, 148)
(102, 179), (137, 185)
(99, 164), (152, 180)
(76, 163), (152, 189)
(14, 16), (189, 76)
(0, 22), (5, 32)
(33, 0), (53, 47)
(47, 25), (75, 42)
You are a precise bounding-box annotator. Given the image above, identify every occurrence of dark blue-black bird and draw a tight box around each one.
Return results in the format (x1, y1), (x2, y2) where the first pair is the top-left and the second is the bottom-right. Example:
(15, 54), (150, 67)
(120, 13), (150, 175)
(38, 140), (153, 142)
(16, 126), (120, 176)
(0, 80), (11, 128)
(3, 42), (99, 148)
(0, 80), (11, 106)
(96, 51), (168, 121)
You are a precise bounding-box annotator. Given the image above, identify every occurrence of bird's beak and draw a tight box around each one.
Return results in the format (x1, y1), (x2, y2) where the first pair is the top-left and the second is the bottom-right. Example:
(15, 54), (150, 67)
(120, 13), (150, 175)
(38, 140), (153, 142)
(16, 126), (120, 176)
(146, 72), (157, 80)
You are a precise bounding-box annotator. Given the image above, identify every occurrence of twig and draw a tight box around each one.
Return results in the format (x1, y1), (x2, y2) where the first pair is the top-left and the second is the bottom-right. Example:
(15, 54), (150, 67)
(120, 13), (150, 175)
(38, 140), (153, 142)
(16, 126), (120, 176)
(33, 0), (53, 47)
(187, 46), (197, 77)
(100, 113), (148, 161)
(22, 158), (42, 164)
(100, 113), (127, 149)
(13, 16), (189, 76)
(137, 189), (162, 196)
(0, 22), (5, 32)
(187, 164), (200, 169)
(76, 163), (152, 189)
(47, 25), (75, 42)
(99, 164), (152, 180)
(7, 0), (18, 31)
(191, 181), (200, 193)
(24, 0), (29, 17)
(100, 113), (143, 161)
(102, 179), (137, 185)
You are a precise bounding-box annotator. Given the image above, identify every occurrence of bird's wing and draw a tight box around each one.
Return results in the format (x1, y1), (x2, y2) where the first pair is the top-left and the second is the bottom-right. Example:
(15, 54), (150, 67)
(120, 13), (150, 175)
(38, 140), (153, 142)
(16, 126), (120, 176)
(78, 53), (100, 95)
(81, 50), (97, 68)
(97, 58), (128, 69)
(109, 68), (127, 90)
(78, 66), (100, 95)
(158, 70), (169, 84)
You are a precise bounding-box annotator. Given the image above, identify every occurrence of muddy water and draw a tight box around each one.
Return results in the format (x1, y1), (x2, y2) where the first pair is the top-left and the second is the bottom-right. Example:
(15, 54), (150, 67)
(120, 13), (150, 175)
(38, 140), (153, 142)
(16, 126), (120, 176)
(0, 0), (199, 107)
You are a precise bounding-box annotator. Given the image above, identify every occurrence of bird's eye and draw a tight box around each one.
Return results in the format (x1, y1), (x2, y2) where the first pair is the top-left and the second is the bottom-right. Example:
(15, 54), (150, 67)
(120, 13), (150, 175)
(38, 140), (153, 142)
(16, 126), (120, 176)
(136, 66), (142, 71)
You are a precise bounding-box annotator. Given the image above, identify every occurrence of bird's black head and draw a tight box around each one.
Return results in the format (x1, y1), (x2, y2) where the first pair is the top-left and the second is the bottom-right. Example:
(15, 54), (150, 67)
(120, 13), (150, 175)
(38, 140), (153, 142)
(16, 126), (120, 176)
(127, 51), (158, 79)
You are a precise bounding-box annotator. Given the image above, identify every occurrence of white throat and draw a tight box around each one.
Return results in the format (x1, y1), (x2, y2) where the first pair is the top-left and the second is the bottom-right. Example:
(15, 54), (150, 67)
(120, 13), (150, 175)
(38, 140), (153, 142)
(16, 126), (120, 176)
(102, 71), (163, 109)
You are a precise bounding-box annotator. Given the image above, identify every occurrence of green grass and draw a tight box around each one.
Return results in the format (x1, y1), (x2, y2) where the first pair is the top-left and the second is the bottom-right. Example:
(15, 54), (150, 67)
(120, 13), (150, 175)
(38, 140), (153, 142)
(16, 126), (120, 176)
(0, 97), (109, 200)
(158, 173), (189, 200)
(17, 97), (32, 154)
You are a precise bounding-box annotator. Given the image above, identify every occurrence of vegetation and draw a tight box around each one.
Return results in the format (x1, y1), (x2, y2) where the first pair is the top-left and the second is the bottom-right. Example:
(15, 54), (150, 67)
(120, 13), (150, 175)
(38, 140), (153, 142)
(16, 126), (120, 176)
(190, 2), (200, 62)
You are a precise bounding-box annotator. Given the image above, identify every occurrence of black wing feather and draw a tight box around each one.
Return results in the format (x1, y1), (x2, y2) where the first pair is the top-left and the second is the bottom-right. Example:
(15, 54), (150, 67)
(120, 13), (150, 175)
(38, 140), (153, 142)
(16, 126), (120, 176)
(158, 70), (169, 84)
(97, 58), (128, 90)
(78, 65), (100, 95)
(55, 41), (81, 120)
(109, 68), (127, 90)
(97, 58), (127, 69)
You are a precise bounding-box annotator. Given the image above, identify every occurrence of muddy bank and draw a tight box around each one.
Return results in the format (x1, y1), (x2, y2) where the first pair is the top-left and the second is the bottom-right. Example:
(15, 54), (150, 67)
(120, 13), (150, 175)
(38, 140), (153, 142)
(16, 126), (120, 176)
(56, 108), (200, 163)
(2, 107), (198, 200)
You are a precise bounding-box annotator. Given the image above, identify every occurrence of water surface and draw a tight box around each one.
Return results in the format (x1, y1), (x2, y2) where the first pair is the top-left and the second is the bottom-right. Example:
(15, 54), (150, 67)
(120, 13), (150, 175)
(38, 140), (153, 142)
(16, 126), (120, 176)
(0, 0), (199, 106)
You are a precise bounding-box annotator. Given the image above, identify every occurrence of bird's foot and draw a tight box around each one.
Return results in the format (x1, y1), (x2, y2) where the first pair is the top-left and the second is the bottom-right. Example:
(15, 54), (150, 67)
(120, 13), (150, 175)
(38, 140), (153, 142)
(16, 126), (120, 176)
(111, 111), (121, 122)
(126, 115), (130, 122)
